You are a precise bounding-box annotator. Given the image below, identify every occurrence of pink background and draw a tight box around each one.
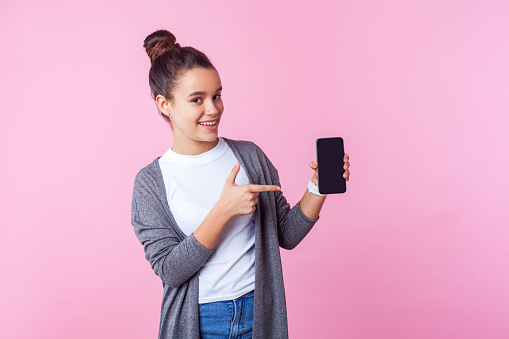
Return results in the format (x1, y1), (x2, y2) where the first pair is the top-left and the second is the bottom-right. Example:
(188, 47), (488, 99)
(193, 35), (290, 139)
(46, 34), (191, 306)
(1, 0), (508, 338)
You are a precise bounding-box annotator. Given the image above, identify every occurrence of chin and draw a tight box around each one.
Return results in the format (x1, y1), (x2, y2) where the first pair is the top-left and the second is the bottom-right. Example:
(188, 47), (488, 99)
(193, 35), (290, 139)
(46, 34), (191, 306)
(198, 134), (218, 142)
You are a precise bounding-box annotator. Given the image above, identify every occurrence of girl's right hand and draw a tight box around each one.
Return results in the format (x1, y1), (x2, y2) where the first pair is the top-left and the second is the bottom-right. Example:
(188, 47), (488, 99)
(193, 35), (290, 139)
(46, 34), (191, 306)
(218, 161), (281, 218)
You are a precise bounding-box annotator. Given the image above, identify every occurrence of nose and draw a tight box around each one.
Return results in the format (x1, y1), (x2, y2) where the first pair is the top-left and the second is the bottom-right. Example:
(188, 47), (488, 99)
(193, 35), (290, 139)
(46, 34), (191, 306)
(204, 99), (219, 115)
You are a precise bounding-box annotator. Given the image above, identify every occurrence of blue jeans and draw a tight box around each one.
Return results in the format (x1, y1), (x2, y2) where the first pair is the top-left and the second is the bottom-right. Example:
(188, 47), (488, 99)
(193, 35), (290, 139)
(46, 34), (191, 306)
(199, 290), (255, 339)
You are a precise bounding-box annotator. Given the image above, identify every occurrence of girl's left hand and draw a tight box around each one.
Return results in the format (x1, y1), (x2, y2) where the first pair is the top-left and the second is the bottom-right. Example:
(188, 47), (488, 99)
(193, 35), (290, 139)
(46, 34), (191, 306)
(309, 153), (350, 185)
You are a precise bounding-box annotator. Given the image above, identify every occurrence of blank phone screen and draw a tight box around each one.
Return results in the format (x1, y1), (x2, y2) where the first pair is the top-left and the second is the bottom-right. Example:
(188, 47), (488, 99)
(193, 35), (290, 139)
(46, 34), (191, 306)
(316, 137), (346, 194)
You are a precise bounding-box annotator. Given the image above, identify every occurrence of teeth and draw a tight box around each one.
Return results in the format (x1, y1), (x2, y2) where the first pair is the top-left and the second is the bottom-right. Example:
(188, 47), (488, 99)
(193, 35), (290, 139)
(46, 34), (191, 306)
(199, 121), (217, 126)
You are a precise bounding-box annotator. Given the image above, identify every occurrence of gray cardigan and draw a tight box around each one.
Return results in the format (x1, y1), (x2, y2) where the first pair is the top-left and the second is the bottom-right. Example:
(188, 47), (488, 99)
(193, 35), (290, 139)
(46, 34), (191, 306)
(131, 137), (319, 338)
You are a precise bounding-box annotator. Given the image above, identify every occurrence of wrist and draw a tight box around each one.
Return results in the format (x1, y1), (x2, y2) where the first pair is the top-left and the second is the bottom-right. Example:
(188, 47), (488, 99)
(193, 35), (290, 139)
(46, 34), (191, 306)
(214, 199), (234, 220)
(307, 178), (327, 197)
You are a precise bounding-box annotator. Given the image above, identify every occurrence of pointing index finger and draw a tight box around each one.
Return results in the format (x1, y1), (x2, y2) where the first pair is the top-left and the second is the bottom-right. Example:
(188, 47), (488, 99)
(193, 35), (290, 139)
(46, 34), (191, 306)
(246, 184), (281, 192)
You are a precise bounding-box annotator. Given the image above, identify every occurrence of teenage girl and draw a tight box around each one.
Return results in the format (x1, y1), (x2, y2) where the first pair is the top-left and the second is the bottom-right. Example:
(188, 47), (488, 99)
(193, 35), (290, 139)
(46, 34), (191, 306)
(131, 29), (351, 339)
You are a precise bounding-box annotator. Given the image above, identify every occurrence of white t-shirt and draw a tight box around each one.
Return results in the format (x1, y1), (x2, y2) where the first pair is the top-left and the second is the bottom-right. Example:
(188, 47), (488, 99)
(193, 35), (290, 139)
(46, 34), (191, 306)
(158, 137), (255, 304)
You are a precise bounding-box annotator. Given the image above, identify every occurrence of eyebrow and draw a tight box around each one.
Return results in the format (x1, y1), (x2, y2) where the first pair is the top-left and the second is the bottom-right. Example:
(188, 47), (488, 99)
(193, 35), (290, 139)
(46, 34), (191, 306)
(187, 87), (222, 97)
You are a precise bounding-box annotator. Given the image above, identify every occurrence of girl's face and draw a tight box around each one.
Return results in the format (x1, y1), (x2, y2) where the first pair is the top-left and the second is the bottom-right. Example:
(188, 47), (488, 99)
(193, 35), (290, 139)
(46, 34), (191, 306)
(164, 68), (224, 155)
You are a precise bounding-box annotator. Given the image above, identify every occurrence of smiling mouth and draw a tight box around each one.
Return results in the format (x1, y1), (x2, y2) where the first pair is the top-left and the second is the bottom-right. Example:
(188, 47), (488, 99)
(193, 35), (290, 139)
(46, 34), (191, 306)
(198, 121), (218, 126)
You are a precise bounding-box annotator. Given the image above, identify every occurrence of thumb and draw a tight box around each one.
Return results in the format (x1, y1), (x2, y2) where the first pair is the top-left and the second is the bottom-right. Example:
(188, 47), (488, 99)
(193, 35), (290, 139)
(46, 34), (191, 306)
(226, 161), (240, 186)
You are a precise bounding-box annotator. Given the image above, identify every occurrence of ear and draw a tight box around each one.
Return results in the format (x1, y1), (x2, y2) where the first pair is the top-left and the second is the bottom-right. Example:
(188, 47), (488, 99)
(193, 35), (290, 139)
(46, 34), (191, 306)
(156, 94), (172, 117)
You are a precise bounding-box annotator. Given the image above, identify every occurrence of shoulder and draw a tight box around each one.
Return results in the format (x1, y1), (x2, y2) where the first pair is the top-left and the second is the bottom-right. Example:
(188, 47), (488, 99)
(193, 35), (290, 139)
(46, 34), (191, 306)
(222, 137), (277, 177)
(222, 137), (258, 150)
(222, 137), (266, 157)
(133, 158), (161, 190)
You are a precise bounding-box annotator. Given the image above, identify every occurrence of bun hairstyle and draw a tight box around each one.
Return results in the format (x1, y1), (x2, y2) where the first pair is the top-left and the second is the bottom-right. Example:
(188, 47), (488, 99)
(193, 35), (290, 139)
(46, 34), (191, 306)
(143, 29), (215, 121)
(144, 30), (178, 64)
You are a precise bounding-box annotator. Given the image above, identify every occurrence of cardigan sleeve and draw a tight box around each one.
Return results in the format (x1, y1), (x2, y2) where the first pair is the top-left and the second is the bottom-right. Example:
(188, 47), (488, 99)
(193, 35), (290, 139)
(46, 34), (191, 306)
(255, 145), (319, 250)
(131, 169), (213, 288)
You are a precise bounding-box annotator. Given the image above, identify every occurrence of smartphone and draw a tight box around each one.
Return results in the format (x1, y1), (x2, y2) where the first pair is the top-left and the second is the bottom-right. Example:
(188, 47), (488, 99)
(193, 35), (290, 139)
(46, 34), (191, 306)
(316, 137), (346, 194)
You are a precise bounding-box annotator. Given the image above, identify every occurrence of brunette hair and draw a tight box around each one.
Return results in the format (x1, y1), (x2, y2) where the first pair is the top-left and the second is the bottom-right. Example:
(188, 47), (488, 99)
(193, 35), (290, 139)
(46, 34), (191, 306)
(143, 30), (215, 121)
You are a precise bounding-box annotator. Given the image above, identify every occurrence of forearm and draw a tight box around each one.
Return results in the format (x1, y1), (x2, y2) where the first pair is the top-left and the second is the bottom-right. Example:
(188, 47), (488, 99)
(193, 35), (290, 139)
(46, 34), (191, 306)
(299, 184), (326, 220)
(144, 204), (233, 287)
(193, 201), (233, 250)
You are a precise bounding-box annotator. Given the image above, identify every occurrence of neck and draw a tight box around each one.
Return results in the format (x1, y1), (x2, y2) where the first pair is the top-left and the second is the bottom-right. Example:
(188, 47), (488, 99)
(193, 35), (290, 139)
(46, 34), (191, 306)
(171, 137), (220, 155)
